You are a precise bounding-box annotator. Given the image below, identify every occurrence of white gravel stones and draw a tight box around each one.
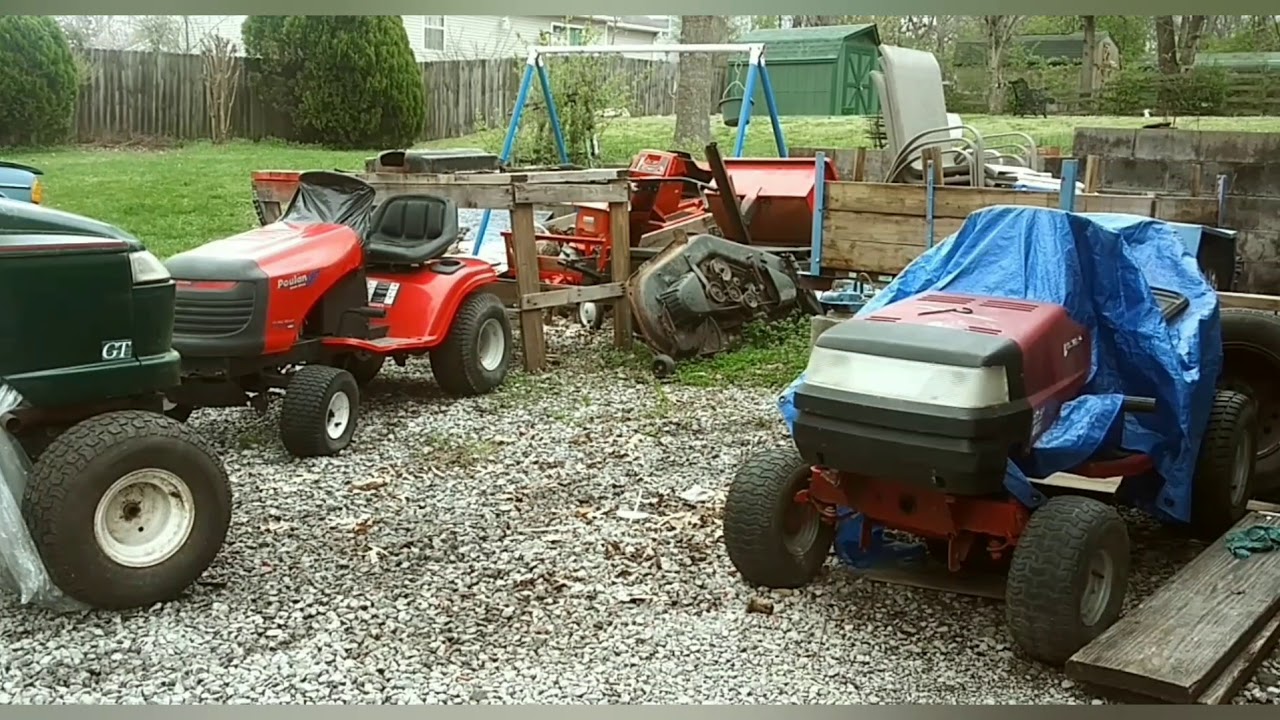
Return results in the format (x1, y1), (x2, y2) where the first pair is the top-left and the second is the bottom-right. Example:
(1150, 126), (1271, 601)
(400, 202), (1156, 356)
(1, 318), (1278, 704)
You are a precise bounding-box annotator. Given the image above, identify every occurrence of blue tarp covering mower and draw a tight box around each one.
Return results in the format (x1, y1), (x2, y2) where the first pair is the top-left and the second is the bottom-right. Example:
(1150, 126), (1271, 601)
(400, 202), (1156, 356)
(723, 206), (1258, 667)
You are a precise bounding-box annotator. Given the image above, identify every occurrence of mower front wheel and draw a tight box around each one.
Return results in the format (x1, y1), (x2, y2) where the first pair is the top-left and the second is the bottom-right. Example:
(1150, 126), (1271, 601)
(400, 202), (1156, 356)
(279, 365), (360, 458)
(1006, 495), (1130, 666)
(431, 292), (512, 397)
(723, 446), (833, 589)
(21, 410), (232, 610)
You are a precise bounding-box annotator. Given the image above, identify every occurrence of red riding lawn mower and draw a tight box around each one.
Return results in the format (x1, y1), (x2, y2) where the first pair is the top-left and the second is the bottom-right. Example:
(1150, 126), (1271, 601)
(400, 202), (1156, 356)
(725, 288), (1255, 666)
(162, 171), (513, 458)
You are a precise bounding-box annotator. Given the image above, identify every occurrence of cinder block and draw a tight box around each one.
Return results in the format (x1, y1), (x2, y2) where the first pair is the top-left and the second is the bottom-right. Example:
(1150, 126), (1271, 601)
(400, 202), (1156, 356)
(1229, 163), (1280, 198)
(1224, 196), (1280, 232)
(810, 314), (846, 348)
(1237, 230), (1280, 263)
(1196, 130), (1280, 165)
(1073, 127), (1137, 159)
(1133, 129), (1201, 162)
(1100, 158), (1170, 193)
(1238, 259), (1280, 295)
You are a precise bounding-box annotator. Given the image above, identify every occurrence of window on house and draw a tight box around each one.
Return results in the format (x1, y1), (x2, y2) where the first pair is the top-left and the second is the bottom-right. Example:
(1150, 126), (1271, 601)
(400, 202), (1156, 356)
(423, 16), (445, 51)
(550, 22), (585, 46)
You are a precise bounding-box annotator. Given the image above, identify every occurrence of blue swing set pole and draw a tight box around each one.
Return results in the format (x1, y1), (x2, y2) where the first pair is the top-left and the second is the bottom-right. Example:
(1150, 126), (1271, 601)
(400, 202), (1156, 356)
(732, 44), (786, 158)
(472, 50), (571, 255)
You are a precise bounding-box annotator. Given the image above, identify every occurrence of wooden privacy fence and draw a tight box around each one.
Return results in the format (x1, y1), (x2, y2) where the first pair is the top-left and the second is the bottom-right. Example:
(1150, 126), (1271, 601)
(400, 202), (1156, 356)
(72, 49), (728, 144)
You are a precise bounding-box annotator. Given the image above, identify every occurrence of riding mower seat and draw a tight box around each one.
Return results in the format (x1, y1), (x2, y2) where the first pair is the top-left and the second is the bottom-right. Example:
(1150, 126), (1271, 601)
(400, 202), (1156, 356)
(364, 194), (459, 267)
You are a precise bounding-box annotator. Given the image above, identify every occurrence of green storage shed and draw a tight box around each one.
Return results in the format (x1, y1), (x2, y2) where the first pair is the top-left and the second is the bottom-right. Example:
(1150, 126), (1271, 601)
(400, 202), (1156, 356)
(724, 24), (883, 119)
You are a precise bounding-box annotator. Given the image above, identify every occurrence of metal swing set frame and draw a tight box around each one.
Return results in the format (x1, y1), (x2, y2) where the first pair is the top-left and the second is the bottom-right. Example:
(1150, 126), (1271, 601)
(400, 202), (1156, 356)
(471, 42), (790, 254)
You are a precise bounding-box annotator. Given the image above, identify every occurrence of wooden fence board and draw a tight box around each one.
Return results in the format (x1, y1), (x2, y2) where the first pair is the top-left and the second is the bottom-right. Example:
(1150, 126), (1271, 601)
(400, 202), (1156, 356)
(71, 49), (724, 145)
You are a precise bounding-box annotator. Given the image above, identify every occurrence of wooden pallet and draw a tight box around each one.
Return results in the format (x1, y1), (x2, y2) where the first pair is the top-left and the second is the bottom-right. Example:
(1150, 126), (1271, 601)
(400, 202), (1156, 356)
(1065, 511), (1280, 704)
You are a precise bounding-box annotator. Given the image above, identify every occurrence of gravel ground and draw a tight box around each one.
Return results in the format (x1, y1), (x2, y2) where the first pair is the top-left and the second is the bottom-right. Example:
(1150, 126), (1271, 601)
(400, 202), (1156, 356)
(1, 320), (1279, 704)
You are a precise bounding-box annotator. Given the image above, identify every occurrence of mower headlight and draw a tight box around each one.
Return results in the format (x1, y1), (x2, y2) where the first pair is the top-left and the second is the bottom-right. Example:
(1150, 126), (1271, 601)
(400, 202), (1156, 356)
(128, 250), (171, 285)
(803, 348), (1011, 409)
(30, 179), (43, 204)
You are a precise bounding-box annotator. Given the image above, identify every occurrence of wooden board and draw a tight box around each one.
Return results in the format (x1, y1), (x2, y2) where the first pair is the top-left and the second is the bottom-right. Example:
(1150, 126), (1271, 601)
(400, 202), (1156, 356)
(1219, 292), (1280, 313)
(1197, 610), (1280, 705)
(822, 211), (965, 274)
(825, 181), (1219, 224)
(1065, 511), (1280, 704)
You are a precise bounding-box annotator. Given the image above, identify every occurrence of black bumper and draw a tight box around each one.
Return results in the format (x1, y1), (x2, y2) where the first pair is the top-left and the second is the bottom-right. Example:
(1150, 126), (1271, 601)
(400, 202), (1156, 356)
(791, 381), (1032, 496)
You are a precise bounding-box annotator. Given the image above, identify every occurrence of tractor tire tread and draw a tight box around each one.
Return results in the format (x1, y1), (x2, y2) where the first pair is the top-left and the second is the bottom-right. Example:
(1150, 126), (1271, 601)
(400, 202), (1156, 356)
(1006, 495), (1129, 666)
(22, 410), (231, 610)
(1191, 389), (1256, 540)
(279, 365), (359, 458)
(430, 292), (511, 397)
(723, 446), (833, 589)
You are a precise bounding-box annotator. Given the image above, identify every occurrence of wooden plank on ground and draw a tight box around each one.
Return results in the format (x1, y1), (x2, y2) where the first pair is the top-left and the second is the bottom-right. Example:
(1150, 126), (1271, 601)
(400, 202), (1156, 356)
(1065, 511), (1280, 704)
(1197, 610), (1280, 705)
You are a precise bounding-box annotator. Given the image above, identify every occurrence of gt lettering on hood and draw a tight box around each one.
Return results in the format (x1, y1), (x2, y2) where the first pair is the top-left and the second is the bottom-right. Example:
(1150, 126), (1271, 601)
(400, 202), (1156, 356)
(278, 271), (319, 290)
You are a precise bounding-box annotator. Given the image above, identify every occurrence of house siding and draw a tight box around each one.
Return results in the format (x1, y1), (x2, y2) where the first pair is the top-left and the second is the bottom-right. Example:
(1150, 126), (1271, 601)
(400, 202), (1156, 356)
(165, 15), (669, 62)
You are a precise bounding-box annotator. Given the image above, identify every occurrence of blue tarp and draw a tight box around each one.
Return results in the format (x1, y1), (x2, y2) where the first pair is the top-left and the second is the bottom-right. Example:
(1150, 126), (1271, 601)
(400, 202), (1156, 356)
(782, 206), (1222, 525)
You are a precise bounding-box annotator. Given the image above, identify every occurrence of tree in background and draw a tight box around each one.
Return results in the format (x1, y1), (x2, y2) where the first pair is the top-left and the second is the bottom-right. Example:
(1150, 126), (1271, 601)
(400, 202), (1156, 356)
(242, 15), (425, 148)
(981, 16), (1025, 113)
(0, 16), (80, 147)
(672, 15), (722, 151)
(1155, 15), (1209, 74)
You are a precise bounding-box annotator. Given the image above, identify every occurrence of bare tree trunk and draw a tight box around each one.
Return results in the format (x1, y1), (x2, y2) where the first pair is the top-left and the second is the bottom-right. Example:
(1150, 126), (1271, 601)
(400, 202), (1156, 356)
(673, 15), (718, 150)
(983, 16), (1023, 114)
(1155, 16), (1180, 74)
(1176, 15), (1209, 70)
(1080, 16), (1097, 98)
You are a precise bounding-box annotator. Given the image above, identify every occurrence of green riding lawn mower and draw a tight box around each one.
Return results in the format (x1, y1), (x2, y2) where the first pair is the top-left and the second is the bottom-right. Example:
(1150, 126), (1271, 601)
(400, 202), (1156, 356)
(0, 198), (231, 610)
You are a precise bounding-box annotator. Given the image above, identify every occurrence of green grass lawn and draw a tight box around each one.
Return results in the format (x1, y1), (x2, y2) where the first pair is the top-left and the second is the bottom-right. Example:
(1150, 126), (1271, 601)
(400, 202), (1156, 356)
(9, 112), (1279, 389)
(12, 113), (1280, 259)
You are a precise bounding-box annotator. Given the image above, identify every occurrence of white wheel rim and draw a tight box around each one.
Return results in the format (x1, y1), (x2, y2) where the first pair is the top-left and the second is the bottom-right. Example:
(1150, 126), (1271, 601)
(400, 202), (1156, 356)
(578, 302), (599, 328)
(326, 390), (352, 440)
(93, 469), (196, 568)
(1079, 548), (1115, 626)
(477, 318), (505, 372)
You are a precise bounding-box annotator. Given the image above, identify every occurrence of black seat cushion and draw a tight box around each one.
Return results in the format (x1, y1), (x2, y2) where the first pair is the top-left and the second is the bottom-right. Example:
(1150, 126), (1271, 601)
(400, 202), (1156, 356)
(364, 194), (459, 266)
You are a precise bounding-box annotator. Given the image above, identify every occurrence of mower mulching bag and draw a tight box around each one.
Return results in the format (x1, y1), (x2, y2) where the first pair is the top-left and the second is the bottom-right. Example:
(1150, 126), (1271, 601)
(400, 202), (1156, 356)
(0, 383), (86, 611)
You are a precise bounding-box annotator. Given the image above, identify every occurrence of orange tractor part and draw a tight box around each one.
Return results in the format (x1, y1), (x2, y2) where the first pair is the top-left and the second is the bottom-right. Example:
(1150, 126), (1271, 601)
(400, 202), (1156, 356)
(501, 149), (838, 287)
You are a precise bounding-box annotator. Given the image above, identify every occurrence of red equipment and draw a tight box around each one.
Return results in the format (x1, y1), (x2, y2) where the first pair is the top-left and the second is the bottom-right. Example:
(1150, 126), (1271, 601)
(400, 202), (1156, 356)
(499, 150), (837, 288)
(724, 290), (1256, 666)
(164, 171), (513, 458)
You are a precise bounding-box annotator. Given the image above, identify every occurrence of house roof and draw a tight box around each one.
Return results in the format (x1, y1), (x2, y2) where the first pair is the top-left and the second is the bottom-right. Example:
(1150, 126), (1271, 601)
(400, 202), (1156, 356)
(739, 24), (880, 45)
(735, 24), (881, 62)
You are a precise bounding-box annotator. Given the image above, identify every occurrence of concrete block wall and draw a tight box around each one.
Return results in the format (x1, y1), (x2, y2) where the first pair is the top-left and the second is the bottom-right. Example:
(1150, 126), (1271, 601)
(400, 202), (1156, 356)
(1073, 128), (1280, 294)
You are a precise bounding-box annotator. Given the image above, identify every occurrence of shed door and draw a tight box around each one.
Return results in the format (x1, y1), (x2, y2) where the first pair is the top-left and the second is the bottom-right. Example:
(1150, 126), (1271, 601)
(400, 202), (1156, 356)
(840, 47), (879, 116)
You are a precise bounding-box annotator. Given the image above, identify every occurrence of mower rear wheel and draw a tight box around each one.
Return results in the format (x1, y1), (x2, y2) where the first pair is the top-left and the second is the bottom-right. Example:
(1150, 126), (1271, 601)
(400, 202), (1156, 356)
(723, 446), (833, 589)
(431, 292), (512, 397)
(21, 410), (231, 610)
(279, 365), (360, 458)
(1006, 495), (1130, 666)
(1190, 389), (1257, 540)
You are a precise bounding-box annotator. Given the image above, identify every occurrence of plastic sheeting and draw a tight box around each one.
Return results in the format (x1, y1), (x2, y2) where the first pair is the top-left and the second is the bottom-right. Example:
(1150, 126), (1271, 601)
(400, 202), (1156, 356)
(0, 384), (86, 610)
(280, 171), (377, 241)
(781, 206), (1221, 526)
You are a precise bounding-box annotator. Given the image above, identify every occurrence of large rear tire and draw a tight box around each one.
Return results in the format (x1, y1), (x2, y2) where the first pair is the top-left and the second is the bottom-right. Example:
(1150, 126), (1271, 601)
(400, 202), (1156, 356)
(1006, 495), (1129, 666)
(723, 446), (833, 589)
(279, 365), (360, 458)
(1219, 308), (1280, 497)
(22, 411), (231, 610)
(430, 292), (512, 397)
